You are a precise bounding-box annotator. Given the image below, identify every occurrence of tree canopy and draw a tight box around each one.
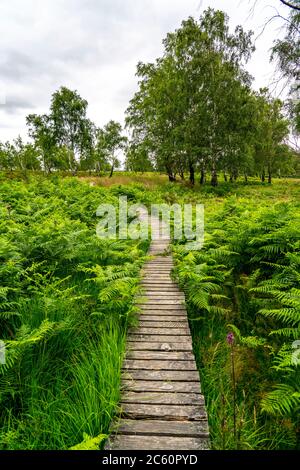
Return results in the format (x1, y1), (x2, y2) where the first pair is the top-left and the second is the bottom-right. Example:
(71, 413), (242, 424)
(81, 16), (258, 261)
(0, 8), (298, 182)
(125, 8), (294, 184)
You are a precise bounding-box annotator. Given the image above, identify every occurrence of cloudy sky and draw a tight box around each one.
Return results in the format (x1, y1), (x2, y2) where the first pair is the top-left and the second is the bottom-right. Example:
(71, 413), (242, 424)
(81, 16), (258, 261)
(0, 0), (290, 142)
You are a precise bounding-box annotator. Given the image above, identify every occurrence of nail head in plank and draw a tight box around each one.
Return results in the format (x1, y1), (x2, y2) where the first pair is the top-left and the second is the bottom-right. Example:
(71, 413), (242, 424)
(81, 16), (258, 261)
(127, 341), (193, 351)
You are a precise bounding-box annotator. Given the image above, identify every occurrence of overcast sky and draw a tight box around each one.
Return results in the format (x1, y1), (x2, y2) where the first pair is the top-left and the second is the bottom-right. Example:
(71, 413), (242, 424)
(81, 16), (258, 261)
(0, 0), (290, 142)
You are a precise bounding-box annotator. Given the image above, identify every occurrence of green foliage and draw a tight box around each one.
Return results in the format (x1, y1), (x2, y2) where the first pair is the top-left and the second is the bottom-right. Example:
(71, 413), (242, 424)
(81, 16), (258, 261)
(271, 8), (300, 134)
(95, 121), (127, 177)
(0, 176), (147, 450)
(126, 8), (293, 185)
(173, 180), (300, 449)
(69, 433), (107, 450)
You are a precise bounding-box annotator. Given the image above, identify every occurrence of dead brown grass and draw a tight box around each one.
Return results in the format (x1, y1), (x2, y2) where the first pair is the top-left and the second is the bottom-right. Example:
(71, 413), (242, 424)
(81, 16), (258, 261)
(78, 172), (169, 188)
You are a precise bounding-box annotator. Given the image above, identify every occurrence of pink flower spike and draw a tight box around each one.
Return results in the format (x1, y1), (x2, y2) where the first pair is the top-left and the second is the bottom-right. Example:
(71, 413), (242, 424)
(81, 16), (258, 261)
(227, 332), (235, 345)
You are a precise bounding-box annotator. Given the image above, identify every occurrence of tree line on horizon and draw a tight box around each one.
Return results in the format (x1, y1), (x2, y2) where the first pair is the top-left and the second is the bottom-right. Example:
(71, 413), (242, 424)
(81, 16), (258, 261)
(0, 8), (299, 185)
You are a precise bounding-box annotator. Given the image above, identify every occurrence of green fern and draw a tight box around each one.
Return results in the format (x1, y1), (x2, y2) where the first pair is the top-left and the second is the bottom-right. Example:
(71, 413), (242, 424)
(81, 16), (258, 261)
(261, 384), (300, 416)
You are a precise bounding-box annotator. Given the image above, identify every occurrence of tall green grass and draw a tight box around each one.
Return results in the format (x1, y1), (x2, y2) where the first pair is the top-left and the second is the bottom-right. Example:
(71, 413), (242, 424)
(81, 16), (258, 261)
(0, 177), (148, 449)
(172, 184), (300, 449)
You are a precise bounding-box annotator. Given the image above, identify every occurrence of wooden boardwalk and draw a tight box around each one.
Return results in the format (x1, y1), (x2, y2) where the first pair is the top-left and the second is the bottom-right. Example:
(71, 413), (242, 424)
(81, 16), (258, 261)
(105, 217), (209, 450)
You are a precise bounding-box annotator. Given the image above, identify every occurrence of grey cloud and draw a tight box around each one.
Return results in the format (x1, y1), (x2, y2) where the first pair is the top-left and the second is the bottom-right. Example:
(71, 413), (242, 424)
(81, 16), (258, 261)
(0, 51), (36, 81)
(0, 96), (36, 114)
(0, 0), (286, 140)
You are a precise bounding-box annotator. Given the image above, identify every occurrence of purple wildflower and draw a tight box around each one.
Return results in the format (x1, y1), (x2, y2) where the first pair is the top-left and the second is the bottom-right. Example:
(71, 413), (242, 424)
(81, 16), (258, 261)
(226, 332), (235, 345)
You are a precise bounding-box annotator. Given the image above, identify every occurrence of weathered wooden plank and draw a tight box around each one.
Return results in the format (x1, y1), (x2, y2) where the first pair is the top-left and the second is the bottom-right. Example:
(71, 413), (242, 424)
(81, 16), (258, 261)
(149, 245), (170, 248)
(140, 315), (187, 321)
(122, 380), (201, 393)
(123, 370), (200, 381)
(141, 280), (176, 284)
(140, 290), (183, 294)
(132, 327), (189, 335)
(142, 274), (174, 277)
(141, 292), (180, 297)
(150, 244), (170, 250)
(143, 264), (172, 267)
(149, 242), (170, 245)
(142, 272), (173, 276)
(147, 259), (173, 262)
(139, 314), (187, 320)
(126, 350), (194, 361)
(141, 289), (180, 294)
(123, 359), (197, 371)
(140, 286), (178, 289)
(139, 317), (188, 328)
(114, 419), (209, 437)
(144, 261), (172, 263)
(128, 334), (191, 342)
(139, 311), (187, 318)
(141, 289), (181, 294)
(138, 299), (184, 305)
(138, 321), (188, 329)
(106, 435), (209, 450)
(139, 305), (186, 310)
(144, 270), (174, 273)
(138, 302), (185, 308)
(143, 271), (172, 274)
(138, 290), (183, 294)
(121, 391), (204, 405)
(143, 268), (172, 272)
(143, 285), (178, 288)
(121, 403), (207, 421)
(127, 341), (193, 351)
(144, 264), (174, 268)
(140, 287), (178, 290)
(142, 276), (174, 280)
(144, 269), (174, 272)
(146, 265), (173, 268)
(144, 262), (172, 264)
(140, 286), (179, 290)
(151, 242), (170, 248)
(142, 274), (178, 278)
(141, 294), (182, 298)
(137, 297), (185, 302)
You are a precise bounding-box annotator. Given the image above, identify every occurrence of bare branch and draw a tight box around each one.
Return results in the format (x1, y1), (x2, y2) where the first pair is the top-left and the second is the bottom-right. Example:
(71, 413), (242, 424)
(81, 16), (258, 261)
(279, 0), (300, 12)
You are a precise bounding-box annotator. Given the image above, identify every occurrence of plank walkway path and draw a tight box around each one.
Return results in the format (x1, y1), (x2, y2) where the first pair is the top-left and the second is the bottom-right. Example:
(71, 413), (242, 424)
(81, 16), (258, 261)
(105, 213), (209, 450)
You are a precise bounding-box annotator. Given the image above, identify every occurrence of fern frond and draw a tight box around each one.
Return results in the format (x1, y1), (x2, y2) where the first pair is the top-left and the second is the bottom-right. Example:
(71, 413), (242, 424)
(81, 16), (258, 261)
(261, 384), (300, 416)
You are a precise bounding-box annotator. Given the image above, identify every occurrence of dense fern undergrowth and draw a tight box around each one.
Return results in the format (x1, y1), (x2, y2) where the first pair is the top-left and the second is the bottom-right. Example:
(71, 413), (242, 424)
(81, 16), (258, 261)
(0, 175), (149, 449)
(171, 180), (300, 449)
(0, 173), (299, 449)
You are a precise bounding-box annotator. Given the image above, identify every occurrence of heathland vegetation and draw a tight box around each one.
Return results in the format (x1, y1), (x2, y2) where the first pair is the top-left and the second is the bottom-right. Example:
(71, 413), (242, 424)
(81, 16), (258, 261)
(0, 175), (299, 449)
